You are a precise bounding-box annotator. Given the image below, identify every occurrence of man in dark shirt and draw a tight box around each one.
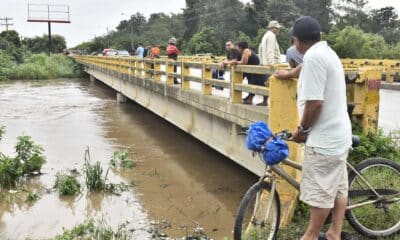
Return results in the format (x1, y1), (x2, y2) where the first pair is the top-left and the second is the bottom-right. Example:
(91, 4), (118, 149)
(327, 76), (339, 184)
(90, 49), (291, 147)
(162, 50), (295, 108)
(212, 40), (241, 80)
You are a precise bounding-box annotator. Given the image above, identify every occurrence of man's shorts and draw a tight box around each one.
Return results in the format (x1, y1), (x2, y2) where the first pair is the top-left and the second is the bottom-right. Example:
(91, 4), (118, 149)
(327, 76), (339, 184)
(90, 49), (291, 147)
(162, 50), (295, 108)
(300, 146), (349, 209)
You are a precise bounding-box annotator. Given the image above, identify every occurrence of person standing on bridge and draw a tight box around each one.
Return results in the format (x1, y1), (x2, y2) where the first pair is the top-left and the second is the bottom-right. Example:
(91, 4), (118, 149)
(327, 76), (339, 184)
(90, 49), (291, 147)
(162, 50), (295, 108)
(213, 40), (242, 82)
(288, 16), (352, 240)
(231, 41), (267, 105)
(258, 20), (282, 106)
(286, 37), (304, 68)
(135, 43), (144, 59)
(167, 37), (181, 84)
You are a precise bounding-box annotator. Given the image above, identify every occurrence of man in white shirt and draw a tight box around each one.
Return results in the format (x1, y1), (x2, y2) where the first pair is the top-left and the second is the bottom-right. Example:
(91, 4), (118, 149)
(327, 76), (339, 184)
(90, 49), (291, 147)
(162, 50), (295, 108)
(259, 20), (282, 65)
(258, 20), (282, 106)
(289, 16), (352, 240)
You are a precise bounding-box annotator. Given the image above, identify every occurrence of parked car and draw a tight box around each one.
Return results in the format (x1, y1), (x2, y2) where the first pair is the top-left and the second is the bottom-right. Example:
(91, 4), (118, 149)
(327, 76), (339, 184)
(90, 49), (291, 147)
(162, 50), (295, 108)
(102, 48), (117, 56)
(116, 50), (130, 57)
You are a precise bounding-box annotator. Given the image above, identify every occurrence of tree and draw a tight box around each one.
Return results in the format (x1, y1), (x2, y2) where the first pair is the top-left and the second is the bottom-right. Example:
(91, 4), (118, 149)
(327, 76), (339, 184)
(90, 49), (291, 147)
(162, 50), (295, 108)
(266, 0), (300, 27)
(0, 30), (21, 47)
(0, 30), (23, 62)
(294, 0), (332, 32)
(330, 26), (389, 59)
(186, 27), (220, 54)
(24, 35), (66, 54)
(252, 0), (269, 28)
(183, 0), (201, 41)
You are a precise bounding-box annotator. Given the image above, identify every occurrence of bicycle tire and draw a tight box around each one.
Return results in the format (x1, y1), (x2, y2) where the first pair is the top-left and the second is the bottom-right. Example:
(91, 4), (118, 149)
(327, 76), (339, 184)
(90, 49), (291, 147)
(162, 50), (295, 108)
(346, 157), (400, 238)
(234, 181), (280, 240)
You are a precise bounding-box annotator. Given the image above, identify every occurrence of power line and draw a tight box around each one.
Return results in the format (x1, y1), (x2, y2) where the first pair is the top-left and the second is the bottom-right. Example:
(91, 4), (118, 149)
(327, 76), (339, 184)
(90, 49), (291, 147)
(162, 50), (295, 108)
(0, 17), (13, 31)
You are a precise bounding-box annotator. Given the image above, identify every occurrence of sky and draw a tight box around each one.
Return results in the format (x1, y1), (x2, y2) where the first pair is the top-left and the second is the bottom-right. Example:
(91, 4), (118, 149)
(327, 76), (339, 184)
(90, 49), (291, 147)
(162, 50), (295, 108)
(0, 0), (399, 48)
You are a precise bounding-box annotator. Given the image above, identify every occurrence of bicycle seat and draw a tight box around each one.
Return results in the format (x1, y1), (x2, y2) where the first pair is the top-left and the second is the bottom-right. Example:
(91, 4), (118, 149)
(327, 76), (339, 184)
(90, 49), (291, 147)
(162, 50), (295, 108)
(352, 135), (361, 148)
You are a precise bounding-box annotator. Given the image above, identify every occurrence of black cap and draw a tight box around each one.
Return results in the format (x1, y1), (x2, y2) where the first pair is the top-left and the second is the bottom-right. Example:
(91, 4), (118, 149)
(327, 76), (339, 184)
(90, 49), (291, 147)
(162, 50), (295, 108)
(291, 16), (321, 41)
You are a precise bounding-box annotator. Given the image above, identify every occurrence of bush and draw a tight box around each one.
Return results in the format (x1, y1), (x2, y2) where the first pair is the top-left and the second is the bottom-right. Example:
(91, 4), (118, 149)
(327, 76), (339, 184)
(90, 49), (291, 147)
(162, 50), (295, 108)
(0, 126), (46, 188)
(15, 135), (46, 174)
(54, 172), (81, 196)
(0, 50), (14, 80)
(0, 155), (24, 188)
(110, 150), (136, 169)
(54, 218), (131, 240)
(25, 191), (40, 203)
(349, 128), (400, 165)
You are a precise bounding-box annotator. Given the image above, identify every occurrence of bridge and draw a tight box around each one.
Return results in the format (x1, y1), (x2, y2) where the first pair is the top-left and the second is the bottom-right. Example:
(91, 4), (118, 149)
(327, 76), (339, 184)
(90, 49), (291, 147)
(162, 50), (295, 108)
(73, 55), (384, 225)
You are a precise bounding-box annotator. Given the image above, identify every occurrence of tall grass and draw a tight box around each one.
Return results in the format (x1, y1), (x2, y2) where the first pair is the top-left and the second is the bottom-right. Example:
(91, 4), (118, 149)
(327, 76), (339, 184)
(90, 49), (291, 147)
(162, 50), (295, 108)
(10, 54), (83, 80)
(0, 52), (83, 81)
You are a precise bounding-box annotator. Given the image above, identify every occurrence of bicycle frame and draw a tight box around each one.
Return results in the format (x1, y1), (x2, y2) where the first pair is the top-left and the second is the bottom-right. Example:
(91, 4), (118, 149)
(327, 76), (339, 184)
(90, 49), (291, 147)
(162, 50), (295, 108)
(259, 157), (400, 211)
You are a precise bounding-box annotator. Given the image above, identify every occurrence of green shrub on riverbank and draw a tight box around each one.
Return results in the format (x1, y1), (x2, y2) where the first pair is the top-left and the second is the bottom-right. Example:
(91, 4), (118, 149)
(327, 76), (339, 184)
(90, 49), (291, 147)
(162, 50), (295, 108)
(0, 126), (46, 188)
(11, 54), (83, 80)
(0, 51), (83, 81)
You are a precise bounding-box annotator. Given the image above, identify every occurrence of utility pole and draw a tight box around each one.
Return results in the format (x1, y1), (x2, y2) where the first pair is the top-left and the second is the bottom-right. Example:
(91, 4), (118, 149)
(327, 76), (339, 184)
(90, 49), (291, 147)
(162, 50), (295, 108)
(0, 17), (13, 31)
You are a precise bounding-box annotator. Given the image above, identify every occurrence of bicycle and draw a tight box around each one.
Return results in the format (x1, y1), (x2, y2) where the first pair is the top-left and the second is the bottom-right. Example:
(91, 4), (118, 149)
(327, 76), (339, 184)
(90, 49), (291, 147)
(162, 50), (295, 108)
(234, 130), (400, 240)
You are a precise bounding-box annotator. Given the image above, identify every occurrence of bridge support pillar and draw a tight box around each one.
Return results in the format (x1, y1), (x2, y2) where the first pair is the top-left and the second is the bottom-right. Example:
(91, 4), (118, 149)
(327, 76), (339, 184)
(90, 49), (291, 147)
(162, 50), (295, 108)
(90, 75), (96, 83)
(116, 92), (127, 103)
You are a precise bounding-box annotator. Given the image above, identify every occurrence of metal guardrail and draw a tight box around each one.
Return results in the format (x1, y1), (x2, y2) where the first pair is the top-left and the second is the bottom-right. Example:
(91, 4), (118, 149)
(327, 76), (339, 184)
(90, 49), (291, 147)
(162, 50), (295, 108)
(73, 55), (382, 134)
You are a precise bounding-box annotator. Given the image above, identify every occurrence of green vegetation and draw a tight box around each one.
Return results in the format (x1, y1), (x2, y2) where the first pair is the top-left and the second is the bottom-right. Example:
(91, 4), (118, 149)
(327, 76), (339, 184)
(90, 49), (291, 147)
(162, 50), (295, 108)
(54, 172), (81, 196)
(349, 127), (400, 165)
(54, 218), (132, 240)
(0, 127), (46, 188)
(84, 148), (130, 195)
(110, 150), (136, 169)
(83, 149), (106, 192)
(0, 30), (83, 81)
(25, 191), (40, 203)
(74, 0), (400, 59)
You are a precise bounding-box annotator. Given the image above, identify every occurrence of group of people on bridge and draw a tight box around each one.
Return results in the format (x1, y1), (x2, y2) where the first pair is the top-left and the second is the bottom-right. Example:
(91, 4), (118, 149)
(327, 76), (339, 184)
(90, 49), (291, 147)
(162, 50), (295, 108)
(130, 20), (307, 106)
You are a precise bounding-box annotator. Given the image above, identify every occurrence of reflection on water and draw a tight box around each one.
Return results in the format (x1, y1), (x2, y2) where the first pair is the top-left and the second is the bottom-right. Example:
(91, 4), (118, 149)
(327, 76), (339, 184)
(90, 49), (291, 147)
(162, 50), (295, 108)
(0, 79), (257, 239)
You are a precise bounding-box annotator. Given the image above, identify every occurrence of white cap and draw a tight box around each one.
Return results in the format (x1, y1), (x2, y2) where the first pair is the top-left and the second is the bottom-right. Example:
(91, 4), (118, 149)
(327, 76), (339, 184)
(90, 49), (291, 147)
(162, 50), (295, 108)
(268, 20), (282, 29)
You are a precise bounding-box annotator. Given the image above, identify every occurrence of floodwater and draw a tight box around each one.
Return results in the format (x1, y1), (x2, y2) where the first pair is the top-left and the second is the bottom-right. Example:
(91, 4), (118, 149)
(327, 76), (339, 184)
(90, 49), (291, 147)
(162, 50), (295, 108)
(0, 79), (257, 239)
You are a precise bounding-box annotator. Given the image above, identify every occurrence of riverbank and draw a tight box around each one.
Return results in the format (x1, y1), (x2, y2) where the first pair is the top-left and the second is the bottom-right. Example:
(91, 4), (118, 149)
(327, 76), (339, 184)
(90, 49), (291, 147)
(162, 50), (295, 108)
(0, 52), (84, 80)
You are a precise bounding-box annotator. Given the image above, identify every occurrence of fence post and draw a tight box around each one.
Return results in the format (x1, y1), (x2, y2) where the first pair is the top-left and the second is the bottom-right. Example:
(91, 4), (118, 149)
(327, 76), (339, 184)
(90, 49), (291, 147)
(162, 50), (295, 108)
(166, 59), (175, 85)
(181, 61), (190, 90)
(154, 60), (161, 81)
(144, 59), (151, 79)
(230, 66), (243, 103)
(353, 68), (381, 134)
(202, 63), (212, 95)
(268, 76), (300, 226)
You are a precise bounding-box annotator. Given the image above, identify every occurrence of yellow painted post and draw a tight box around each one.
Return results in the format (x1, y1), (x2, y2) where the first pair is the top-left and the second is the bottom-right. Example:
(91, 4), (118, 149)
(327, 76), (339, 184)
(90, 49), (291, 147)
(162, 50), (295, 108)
(268, 76), (300, 226)
(230, 66), (243, 103)
(144, 60), (151, 79)
(354, 69), (381, 134)
(166, 59), (175, 85)
(181, 61), (190, 90)
(154, 60), (161, 81)
(202, 63), (212, 95)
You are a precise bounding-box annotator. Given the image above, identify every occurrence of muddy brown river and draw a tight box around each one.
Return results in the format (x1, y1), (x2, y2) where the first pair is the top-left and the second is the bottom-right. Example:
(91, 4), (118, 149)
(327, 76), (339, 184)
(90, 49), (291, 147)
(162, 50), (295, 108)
(0, 79), (257, 239)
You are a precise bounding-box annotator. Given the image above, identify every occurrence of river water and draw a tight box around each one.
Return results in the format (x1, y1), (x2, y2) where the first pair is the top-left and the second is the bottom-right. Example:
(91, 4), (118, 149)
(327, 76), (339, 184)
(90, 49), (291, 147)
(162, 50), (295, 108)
(0, 79), (257, 239)
(0, 79), (398, 239)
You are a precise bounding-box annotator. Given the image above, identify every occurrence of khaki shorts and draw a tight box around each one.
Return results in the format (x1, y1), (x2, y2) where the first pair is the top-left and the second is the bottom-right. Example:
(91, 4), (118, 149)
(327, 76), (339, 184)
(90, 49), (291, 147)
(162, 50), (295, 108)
(300, 147), (349, 209)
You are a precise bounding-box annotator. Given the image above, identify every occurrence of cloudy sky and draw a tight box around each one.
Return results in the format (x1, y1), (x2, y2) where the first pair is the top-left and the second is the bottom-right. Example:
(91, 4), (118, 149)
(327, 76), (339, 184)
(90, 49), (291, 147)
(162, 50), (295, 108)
(1, 0), (399, 47)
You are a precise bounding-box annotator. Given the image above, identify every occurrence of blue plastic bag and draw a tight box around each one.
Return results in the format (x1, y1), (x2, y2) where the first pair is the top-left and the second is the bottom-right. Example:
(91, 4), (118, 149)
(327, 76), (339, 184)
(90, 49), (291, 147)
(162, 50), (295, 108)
(246, 121), (289, 165)
(246, 121), (273, 151)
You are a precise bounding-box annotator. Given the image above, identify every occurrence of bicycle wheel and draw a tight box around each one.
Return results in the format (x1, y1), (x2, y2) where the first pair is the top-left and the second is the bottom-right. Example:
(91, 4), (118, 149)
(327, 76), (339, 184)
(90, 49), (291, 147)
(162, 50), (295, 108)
(346, 157), (400, 238)
(234, 181), (280, 240)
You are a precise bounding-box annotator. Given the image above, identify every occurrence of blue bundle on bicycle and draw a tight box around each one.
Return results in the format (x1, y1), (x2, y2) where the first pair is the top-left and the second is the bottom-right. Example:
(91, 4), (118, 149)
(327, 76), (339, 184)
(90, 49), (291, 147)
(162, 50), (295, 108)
(246, 121), (289, 165)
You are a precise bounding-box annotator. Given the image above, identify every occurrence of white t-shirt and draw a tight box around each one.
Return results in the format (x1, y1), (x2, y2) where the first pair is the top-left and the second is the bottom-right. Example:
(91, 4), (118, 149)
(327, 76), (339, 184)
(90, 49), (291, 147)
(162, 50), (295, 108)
(298, 41), (352, 155)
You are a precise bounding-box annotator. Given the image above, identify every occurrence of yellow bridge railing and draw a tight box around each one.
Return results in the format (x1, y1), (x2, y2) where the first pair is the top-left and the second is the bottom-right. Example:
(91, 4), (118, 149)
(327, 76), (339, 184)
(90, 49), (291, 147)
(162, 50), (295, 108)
(72, 55), (383, 226)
